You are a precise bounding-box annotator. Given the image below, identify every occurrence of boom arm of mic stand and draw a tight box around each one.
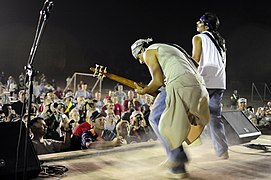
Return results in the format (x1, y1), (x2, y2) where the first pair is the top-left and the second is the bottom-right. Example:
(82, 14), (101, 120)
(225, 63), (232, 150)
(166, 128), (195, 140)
(28, 0), (54, 66)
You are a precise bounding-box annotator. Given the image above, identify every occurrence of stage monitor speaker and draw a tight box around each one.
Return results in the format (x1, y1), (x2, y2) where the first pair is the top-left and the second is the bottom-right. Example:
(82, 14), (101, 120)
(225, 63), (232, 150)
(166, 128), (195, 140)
(221, 110), (262, 146)
(0, 121), (41, 179)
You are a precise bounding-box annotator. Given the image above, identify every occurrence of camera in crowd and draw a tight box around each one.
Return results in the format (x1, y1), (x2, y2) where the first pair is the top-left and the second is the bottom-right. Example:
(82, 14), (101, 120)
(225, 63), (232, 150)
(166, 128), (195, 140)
(10, 110), (17, 120)
(84, 100), (95, 109)
(135, 114), (143, 122)
(60, 119), (75, 132)
(102, 129), (116, 141)
(0, 110), (6, 122)
(46, 101), (63, 114)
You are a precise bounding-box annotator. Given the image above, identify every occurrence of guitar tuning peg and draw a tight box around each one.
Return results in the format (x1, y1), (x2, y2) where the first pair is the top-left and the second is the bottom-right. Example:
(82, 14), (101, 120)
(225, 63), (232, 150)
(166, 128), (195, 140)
(100, 66), (104, 71)
(93, 71), (97, 77)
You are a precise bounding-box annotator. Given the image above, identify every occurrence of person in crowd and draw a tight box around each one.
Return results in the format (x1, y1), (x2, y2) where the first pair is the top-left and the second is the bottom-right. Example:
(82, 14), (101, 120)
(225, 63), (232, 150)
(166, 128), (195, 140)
(121, 101), (135, 122)
(123, 90), (141, 111)
(67, 107), (84, 150)
(81, 110), (124, 149)
(54, 86), (64, 99)
(0, 71), (6, 85)
(33, 81), (42, 104)
(74, 96), (86, 123)
(104, 90), (114, 101)
(2, 103), (18, 122)
(114, 84), (127, 108)
(115, 119), (137, 144)
(63, 91), (75, 116)
(39, 91), (54, 112)
(104, 100), (120, 132)
(111, 95), (123, 117)
(74, 83), (92, 100)
(44, 82), (55, 94)
(129, 111), (155, 143)
(6, 76), (17, 97)
(30, 116), (72, 155)
(17, 73), (25, 93)
(11, 90), (27, 117)
(0, 110), (7, 122)
(192, 12), (229, 159)
(94, 91), (104, 111)
(41, 102), (62, 140)
(69, 103), (92, 151)
(237, 98), (257, 125)
(230, 90), (240, 109)
(141, 94), (153, 126)
(68, 108), (81, 129)
(256, 101), (271, 126)
(0, 85), (10, 105)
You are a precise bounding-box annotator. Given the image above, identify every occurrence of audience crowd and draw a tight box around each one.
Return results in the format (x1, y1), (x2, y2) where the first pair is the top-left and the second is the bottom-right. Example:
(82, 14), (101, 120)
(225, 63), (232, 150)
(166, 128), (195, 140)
(0, 73), (157, 155)
(0, 72), (270, 155)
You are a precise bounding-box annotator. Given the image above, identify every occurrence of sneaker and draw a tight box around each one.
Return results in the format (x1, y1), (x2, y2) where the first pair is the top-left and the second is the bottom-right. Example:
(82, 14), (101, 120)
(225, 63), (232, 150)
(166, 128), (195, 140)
(165, 171), (189, 179)
(159, 159), (182, 168)
(165, 164), (189, 179)
(159, 157), (189, 168)
(219, 151), (229, 159)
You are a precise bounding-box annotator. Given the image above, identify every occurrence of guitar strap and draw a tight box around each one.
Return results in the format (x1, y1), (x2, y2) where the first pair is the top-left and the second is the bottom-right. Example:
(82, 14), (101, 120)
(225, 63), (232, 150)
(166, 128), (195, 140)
(166, 43), (199, 69)
(202, 32), (223, 57)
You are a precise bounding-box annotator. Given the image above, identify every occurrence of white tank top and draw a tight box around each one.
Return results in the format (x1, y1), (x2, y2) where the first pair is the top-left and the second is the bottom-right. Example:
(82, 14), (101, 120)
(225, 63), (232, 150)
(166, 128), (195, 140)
(146, 43), (199, 84)
(196, 31), (226, 89)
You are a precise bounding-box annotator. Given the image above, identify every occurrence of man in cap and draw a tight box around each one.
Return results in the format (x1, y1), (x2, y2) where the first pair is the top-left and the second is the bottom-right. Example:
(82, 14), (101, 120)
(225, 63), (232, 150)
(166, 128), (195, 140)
(237, 98), (247, 111)
(81, 110), (123, 149)
(192, 12), (229, 159)
(237, 97), (257, 125)
(131, 37), (210, 178)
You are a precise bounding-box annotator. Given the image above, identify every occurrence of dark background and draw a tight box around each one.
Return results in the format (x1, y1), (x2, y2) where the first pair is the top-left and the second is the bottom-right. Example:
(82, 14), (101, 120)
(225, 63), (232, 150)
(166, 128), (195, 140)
(1, 0), (270, 96)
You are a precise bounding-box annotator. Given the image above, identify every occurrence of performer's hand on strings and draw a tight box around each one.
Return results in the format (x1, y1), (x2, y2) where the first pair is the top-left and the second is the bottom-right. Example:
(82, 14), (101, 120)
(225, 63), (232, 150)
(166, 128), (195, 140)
(134, 82), (144, 95)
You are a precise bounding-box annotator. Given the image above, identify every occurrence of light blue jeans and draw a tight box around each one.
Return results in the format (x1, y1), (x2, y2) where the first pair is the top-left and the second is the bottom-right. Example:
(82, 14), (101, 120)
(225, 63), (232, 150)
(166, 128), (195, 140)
(207, 89), (228, 156)
(148, 88), (187, 173)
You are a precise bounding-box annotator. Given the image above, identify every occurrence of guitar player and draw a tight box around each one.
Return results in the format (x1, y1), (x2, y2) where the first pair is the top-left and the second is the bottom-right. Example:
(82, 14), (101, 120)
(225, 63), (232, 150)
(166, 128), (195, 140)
(131, 38), (210, 178)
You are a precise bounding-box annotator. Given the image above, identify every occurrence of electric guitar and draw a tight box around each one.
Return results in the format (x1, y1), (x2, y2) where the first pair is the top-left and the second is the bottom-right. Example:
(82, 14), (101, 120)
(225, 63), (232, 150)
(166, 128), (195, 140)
(90, 64), (204, 145)
(89, 64), (159, 97)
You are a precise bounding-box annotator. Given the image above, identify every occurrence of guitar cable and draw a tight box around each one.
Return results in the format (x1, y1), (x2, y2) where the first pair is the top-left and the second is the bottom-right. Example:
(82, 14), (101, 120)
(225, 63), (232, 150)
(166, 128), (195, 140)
(38, 164), (69, 178)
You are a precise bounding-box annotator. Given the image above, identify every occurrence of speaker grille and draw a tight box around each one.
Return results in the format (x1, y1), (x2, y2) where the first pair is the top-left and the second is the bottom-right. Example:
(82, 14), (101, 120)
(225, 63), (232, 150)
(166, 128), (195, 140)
(221, 110), (261, 145)
(0, 121), (41, 179)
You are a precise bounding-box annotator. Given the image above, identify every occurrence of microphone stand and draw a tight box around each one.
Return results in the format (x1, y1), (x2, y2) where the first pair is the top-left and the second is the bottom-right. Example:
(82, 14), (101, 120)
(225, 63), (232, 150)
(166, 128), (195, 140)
(21, 1), (54, 179)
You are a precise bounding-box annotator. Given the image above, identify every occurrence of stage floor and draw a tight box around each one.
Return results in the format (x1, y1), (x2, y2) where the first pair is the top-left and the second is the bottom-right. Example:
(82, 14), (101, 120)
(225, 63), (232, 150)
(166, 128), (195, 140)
(37, 134), (271, 180)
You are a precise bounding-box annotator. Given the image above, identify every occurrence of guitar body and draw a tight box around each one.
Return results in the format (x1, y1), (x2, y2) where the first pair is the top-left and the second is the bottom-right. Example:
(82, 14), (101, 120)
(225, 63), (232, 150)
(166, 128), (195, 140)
(90, 65), (204, 144)
(185, 125), (204, 145)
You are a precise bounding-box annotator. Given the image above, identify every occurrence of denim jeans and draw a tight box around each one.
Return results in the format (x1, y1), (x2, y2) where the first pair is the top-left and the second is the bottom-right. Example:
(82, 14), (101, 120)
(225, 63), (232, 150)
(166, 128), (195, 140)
(207, 89), (228, 156)
(148, 88), (188, 168)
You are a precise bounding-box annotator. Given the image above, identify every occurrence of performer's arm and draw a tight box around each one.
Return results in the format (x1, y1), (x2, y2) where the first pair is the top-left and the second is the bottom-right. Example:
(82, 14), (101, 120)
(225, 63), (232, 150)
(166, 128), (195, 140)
(135, 49), (164, 95)
(192, 35), (202, 63)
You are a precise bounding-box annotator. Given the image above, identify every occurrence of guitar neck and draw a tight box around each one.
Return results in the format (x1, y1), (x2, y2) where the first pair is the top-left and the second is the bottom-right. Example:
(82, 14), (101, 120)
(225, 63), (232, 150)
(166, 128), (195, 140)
(106, 73), (144, 89)
(90, 67), (159, 97)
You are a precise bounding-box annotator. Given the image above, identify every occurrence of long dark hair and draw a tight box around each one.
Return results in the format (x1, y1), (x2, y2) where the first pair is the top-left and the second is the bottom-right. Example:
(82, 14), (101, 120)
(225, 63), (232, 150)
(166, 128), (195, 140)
(201, 12), (226, 52)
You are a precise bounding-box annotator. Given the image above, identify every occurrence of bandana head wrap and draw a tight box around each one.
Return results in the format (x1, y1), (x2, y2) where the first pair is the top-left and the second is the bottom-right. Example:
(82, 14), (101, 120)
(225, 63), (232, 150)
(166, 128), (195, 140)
(131, 38), (153, 59)
(200, 12), (220, 31)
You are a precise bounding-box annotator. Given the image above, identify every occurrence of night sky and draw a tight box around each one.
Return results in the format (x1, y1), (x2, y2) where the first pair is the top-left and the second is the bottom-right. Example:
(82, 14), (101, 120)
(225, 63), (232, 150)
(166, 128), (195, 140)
(1, 0), (271, 91)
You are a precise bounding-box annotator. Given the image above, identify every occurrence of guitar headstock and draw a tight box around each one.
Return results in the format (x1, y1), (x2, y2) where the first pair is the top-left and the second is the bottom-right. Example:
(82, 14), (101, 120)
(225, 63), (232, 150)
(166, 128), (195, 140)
(90, 64), (107, 78)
